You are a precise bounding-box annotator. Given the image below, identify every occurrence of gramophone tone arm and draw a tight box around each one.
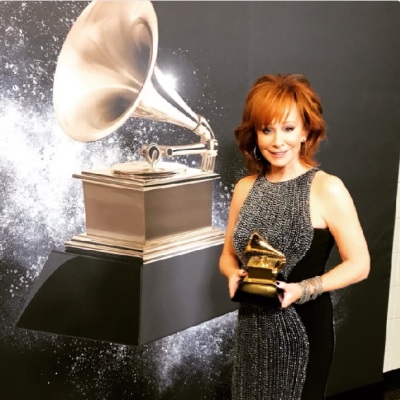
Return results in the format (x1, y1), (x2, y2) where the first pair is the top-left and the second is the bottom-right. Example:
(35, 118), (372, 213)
(141, 139), (218, 172)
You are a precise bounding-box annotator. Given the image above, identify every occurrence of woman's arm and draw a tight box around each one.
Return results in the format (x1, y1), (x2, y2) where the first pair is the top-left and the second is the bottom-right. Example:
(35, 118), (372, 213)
(316, 173), (370, 288)
(219, 176), (256, 298)
(279, 172), (370, 308)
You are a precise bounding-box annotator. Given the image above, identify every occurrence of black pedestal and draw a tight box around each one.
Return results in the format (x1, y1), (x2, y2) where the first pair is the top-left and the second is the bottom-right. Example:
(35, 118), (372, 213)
(17, 245), (237, 345)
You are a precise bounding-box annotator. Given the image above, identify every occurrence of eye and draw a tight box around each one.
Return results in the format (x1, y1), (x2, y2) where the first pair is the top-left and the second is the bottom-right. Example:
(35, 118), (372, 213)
(284, 126), (295, 132)
(261, 127), (272, 134)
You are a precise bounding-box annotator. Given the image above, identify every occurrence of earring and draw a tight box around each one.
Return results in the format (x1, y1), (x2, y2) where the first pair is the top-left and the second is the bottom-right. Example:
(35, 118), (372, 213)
(300, 140), (307, 157)
(253, 145), (261, 161)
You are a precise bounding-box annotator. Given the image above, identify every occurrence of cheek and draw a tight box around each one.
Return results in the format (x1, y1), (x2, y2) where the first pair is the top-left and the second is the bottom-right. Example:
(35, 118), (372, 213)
(291, 138), (302, 147)
(288, 134), (304, 147)
(256, 133), (270, 146)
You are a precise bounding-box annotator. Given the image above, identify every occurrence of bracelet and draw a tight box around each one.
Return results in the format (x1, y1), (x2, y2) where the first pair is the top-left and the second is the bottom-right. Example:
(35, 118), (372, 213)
(295, 276), (324, 304)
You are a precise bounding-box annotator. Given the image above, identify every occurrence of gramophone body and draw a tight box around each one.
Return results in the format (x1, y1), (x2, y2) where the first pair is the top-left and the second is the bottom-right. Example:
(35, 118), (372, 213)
(244, 255), (283, 284)
(68, 166), (223, 262)
(232, 231), (286, 303)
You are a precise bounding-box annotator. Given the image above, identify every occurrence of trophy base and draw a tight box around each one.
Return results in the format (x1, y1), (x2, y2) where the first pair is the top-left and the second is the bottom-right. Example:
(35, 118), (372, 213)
(65, 226), (225, 262)
(231, 282), (280, 306)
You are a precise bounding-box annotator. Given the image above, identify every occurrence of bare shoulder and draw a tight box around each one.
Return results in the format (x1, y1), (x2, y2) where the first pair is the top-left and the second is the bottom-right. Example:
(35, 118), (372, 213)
(313, 170), (349, 200)
(312, 170), (357, 228)
(232, 175), (258, 207)
(235, 174), (258, 191)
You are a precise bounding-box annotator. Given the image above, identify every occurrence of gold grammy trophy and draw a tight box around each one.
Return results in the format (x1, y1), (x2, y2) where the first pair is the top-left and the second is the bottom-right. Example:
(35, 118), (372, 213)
(53, 0), (225, 261)
(232, 231), (286, 304)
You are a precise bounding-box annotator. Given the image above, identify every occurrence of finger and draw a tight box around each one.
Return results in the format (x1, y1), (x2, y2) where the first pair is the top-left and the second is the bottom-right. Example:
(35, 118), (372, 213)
(229, 283), (238, 298)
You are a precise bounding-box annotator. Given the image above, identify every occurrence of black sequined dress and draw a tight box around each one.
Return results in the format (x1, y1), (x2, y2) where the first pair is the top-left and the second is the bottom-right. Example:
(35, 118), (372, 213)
(232, 168), (335, 400)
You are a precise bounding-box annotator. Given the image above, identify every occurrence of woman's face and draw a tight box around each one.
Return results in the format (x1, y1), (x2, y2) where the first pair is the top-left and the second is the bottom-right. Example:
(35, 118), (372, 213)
(256, 103), (308, 170)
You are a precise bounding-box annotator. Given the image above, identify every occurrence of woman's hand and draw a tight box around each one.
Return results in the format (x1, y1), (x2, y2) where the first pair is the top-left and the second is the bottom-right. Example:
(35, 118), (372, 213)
(276, 281), (303, 308)
(228, 269), (248, 298)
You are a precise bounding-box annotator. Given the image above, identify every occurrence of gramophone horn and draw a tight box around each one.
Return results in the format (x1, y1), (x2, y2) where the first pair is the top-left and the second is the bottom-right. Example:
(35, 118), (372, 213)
(53, 0), (217, 171)
(245, 231), (286, 261)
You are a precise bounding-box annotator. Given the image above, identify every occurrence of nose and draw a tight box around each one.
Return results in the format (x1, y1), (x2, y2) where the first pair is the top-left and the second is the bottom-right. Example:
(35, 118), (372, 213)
(271, 131), (284, 147)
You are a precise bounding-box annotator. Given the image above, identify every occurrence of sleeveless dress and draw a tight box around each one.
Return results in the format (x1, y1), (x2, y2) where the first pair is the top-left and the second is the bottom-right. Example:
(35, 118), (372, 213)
(232, 168), (335, 400)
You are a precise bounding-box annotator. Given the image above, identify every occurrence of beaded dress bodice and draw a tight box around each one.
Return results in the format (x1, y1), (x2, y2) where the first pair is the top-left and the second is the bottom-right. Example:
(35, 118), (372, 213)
(233, 168), (317, 280)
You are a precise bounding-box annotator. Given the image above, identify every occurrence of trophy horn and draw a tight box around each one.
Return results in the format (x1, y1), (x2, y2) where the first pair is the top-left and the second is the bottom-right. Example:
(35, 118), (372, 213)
(244, 231), (286, 262)
(53, 0), (217, 172)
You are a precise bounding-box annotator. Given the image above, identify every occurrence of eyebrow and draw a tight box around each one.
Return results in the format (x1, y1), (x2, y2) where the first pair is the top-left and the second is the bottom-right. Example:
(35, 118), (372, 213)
(268, 120), (296, 125)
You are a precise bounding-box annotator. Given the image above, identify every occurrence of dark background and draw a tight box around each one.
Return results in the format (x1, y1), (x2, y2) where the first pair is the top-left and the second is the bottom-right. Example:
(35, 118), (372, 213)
(0, 1), (399, 399)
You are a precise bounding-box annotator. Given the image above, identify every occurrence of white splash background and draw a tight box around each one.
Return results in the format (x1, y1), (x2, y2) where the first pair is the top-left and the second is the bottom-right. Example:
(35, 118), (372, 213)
(0, 2), (237, 398)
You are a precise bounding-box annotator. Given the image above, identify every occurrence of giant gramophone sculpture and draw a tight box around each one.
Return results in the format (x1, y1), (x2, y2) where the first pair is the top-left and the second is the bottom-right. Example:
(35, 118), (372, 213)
(53, 0), (224, 261)
(17, 0), (235, 346)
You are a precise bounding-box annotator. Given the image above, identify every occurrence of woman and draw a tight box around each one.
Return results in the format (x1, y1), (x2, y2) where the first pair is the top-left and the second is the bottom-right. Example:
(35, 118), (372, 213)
(219, 74), (370, 400)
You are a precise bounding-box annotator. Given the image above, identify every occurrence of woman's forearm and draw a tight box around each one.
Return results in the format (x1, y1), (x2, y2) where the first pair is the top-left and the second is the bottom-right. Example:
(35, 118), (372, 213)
(219, 253), (241, 280)
(320, 257), (370, 293)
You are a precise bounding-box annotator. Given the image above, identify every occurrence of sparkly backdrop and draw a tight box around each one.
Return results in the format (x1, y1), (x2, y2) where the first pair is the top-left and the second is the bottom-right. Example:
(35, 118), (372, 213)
(0, 2), (238, 399)
(1, 1), (399, 399)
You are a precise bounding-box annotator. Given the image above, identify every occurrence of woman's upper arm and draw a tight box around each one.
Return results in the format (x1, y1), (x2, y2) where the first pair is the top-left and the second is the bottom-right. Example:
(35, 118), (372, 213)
(319, 173), (370, 275)
(221, 175), (256, 257)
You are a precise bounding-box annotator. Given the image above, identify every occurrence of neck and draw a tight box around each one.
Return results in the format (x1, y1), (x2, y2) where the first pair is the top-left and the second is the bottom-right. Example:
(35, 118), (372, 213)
(266, 163), (311, 183)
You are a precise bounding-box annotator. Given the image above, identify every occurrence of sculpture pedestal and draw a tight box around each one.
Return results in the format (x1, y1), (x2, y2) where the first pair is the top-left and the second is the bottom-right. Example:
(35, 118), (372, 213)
(17, 244), (237, 345)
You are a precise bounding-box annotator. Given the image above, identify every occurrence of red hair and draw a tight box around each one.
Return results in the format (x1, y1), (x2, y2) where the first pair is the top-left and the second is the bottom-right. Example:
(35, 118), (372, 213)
(235, 74), (327, 174)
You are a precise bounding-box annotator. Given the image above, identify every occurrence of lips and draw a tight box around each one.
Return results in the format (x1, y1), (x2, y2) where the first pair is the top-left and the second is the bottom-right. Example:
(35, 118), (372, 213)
(269, 150), (287, 157)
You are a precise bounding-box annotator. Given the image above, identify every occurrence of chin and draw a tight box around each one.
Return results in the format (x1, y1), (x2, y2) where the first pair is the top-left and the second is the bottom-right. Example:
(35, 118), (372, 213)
(268, 159), (289, 167)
